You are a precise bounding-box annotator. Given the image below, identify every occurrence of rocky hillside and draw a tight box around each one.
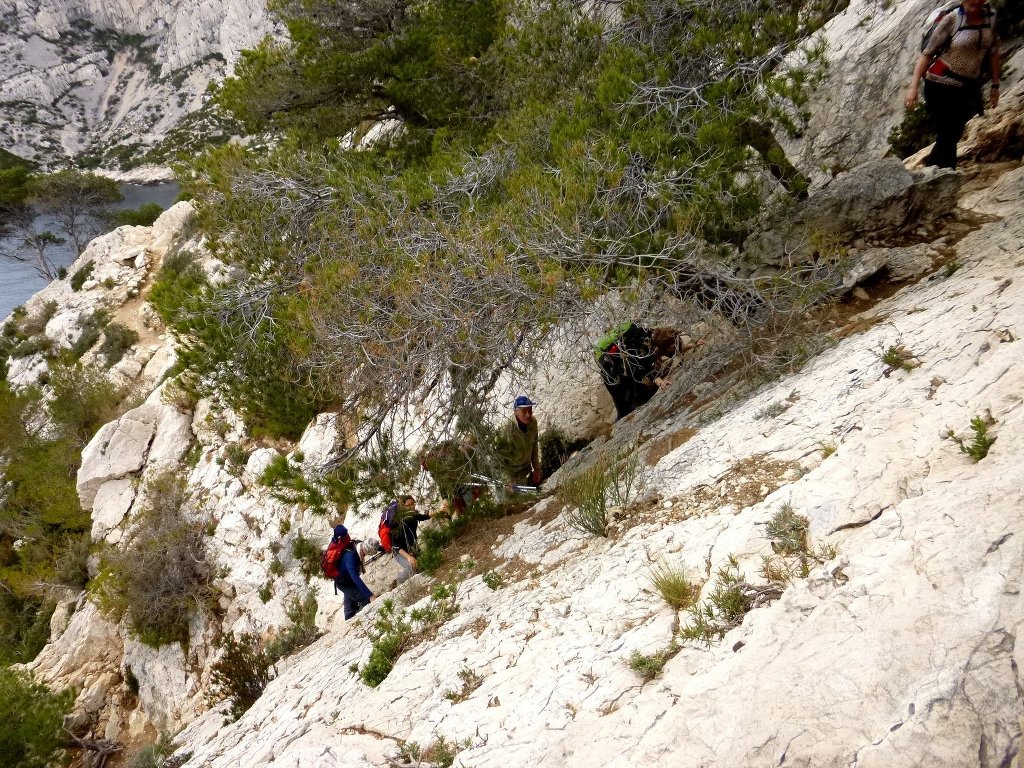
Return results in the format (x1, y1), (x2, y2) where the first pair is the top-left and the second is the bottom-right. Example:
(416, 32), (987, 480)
(2, 1), (1023, 766)
(0, 0), (271, 171)
(16, 153), (1023, 768)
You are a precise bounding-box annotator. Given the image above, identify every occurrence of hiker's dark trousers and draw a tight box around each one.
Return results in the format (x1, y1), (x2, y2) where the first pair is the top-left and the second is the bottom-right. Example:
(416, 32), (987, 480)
(924, 79), (981, 170)
(337, 583), (370, 620)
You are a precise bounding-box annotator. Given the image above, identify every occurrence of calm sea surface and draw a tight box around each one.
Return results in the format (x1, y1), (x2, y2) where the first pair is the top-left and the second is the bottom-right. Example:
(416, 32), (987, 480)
(0, 182), (181, 321)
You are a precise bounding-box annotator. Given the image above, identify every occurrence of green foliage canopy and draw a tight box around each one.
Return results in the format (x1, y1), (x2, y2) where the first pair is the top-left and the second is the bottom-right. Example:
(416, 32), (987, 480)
(172, 0), (840, 447)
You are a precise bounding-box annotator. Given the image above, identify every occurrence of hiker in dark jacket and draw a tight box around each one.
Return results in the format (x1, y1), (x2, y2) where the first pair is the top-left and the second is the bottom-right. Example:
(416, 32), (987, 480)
(906, 0), (1000, 169)
(331, 525), (379, 620)
(389, 495), (433, 585)
(595, 323), (660, 420)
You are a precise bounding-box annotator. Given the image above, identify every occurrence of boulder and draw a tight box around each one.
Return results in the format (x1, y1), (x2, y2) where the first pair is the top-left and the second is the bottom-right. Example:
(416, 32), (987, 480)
(78, 405), (162, 510)
(91, 479), (137, 542)
(742, 159), (958, 267)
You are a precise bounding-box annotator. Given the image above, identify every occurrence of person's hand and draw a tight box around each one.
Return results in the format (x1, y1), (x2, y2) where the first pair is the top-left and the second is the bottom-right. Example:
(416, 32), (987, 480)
(905, 86), (919, 110)
(370, 593), (378, 602)
(409, 556), (418, 570)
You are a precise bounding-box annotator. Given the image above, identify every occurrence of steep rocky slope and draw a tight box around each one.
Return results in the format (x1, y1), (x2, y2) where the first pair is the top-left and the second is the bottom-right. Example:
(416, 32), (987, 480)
(6, 155), (1021, 766)
(0, 0), (271, 169)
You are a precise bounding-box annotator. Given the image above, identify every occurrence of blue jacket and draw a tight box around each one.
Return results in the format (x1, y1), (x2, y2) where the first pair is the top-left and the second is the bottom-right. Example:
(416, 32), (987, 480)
(337, 547), (372, 601)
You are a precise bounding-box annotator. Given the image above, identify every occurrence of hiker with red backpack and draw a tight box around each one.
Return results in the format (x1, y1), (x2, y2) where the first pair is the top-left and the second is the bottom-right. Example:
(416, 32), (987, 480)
(379, 495), (433, 585)
(321, 525), (380, 620)
(906, 0), (1001, 169)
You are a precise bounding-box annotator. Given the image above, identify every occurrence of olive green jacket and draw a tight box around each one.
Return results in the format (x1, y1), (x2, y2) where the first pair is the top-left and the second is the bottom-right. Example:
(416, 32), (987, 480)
(498, 416), (539, 480)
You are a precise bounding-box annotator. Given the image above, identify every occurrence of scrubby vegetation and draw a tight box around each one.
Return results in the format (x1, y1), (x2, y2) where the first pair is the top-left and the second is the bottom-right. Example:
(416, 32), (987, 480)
(208, 592), (320, 721)
(359, 563), (470, 687)
(155, 0), (845, 455)
(948, 416), (997, 462)
(94, 472), (214, 647)
(559, 452), (642, 537)
(0, 667), (74, 768)
(0, 365), (131, 663)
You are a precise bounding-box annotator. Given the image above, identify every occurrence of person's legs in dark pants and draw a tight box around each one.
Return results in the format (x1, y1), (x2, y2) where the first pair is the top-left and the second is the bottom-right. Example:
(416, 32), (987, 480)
(339, 584), (369, 620)
(924, 80), (977, 169)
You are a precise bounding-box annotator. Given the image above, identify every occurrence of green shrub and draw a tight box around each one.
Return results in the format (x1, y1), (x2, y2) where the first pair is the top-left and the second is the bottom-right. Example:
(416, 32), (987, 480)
(0, 592), (56, 666)
(98, 322), (139, 367)
(887, 104), (933, 159)
(647, 562), (700, 611)
(69, 259), (94, 291)
(765, 505), (809, 557)
(443, 666), (484, 703)
(259, 455), (355, 515)
(95, 473), (213, 647)
(54, 532), (91, 589)
(264, 591), (321, 660)
(110, 202), (163, 227)
(0, 667), (74, 768)
(878, 344), (919, 372)
(47, 363), (128, 444)
(132, 733), (185, 768)
(9, 335), (53, 359)
(680, 557), (755, 646)
(360, 570), (466, 687)
(208, 631), (273, 722)
(290, 534), (322, 582)
(559, 453), (641, 538)
(629, 644), (679, 681)
(948, 416), (996, 462)
(482, 570), (504, 590)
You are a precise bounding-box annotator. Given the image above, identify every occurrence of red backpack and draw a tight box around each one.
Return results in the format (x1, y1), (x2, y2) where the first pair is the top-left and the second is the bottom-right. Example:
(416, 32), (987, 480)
(320, 532), (351, 580)
(378, 500), (397, 553)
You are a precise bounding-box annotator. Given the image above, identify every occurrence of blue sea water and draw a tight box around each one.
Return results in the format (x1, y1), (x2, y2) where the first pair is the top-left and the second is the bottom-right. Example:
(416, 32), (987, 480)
(0, 182), (181, 321)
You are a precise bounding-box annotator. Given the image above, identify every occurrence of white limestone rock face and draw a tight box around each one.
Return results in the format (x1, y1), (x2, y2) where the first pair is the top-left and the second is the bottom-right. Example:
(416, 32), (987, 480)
(0, 0), (273, 166)
(90, 478), (136, 541)
(166, 165), (1024, 768)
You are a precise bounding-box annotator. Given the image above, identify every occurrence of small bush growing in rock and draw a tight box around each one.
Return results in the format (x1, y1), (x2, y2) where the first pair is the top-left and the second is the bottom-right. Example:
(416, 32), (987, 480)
(443, 666), (484, 703)
(9, 334), (53, 359)
(96, 473), (213, 647)
(360, 567), (467, 687)
(48, 363), (128, 444)
(482, 570), (504, 590)
(754, 400), (791, 420)
(766, 504), (809, 556)
(629, 644), (680, 681)
(290, 535), (322, 582)
(878, 344), (919, 373)
(680, 557), (762, 646)
(265, 592), (321, 660)
(132, 733), (182, 768)
(887, 103), (933, 159)
(54, 532), (91, 589)
(948, 416), (996, 462)
(560, 453), (642, 538)
(208, 632), (273, 723)
(647, 562), (701, 611)
(69, 259), (94, 290)
(259, 454), (354, 515)
(398, 736), (466, 768)
(98, 322), (139, 367)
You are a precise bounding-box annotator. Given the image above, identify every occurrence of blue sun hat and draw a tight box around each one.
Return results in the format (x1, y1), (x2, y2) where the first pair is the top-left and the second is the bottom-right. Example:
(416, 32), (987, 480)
(514, 395), (537, 409)
(332, 524), (349, 541)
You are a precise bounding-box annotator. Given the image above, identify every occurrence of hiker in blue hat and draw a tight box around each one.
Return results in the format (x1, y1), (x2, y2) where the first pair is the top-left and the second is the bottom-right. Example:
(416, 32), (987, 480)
(496, 395), (542, 486)
(327, 524), (379, 620)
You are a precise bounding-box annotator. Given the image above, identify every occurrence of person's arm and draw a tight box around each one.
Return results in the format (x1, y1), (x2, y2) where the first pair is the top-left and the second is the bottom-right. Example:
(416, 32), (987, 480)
(906, 53), (931, 109)
(397, 547), (417, 568)
(530, 427), (541, 485)
(344, 552), (374, 602)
